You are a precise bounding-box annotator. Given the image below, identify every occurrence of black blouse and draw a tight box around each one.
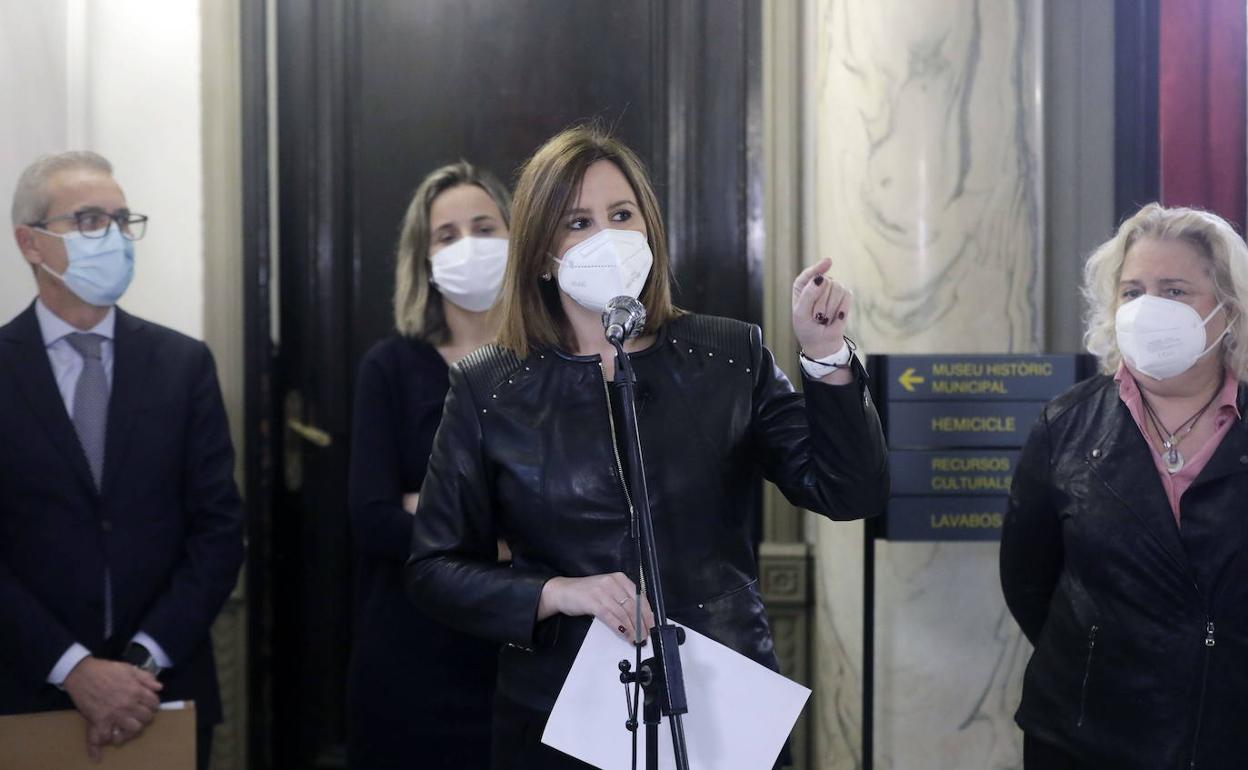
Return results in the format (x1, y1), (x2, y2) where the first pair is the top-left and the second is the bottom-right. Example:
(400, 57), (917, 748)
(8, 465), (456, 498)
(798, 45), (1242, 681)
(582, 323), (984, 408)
(346, 335), (496, 763)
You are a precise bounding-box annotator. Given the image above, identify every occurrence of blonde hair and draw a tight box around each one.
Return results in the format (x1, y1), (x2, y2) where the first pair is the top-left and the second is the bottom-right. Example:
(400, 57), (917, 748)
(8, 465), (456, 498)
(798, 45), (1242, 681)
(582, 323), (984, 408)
(392, 161), (511, 343)
(1083, 202), (1248, 378)
(495, 126), (682, 358)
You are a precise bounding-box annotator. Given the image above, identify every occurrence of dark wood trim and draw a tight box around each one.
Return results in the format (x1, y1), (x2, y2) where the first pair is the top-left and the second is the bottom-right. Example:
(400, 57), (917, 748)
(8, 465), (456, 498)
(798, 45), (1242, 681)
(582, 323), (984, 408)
(646, 0), (670, 240)
(272, 1), (357, 765)
(743, 0), (764, 334)
(662, 0), (698, 299)
(661, 0), (763, 325)
(1114, 0), (1160, 225)
(345, 0), (365, 361)
(239, 0), (274, 767)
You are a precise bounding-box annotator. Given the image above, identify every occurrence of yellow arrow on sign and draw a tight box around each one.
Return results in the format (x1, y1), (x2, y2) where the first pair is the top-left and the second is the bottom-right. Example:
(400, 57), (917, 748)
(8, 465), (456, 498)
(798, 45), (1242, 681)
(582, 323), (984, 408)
(898, 367), (925, 392)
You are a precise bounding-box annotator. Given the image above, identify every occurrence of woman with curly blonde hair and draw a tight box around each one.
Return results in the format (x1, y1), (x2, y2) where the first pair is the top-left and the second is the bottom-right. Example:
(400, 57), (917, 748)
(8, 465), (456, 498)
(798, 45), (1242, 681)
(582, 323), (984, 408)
(1002, 204), (1248, 769)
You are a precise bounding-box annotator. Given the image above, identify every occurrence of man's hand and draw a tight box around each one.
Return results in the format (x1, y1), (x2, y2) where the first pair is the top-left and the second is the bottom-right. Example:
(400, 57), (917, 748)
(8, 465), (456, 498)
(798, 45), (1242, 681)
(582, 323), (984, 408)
(63, 656), (162, 759)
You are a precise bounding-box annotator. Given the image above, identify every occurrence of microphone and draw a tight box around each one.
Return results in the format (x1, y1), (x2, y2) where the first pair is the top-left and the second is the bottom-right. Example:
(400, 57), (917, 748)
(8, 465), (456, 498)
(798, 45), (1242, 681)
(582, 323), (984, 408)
(602, 296), (647, 344)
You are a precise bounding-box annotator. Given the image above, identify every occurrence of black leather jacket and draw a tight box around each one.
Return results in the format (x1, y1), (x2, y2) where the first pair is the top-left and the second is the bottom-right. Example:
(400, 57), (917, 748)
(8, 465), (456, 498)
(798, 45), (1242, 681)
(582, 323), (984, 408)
(1002, 374), (1248, 769)
(406, 314), (888, 711)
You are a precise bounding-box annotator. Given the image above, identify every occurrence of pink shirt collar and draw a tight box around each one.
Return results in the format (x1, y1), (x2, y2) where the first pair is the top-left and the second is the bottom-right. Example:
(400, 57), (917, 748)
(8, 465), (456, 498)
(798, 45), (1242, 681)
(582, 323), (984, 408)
(1115, 362), (1241, 524)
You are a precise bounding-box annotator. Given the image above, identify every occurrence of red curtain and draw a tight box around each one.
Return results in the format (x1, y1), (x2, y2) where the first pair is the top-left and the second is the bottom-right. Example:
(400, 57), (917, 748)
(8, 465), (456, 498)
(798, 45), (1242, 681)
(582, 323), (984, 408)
(1158, 0), (1247, 231)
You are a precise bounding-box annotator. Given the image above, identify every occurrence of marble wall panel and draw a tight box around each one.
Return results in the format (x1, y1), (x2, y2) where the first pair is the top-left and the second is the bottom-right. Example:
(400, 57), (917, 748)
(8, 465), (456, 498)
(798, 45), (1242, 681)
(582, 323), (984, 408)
(0, 0), (68, 320)
(803, 1), (1044, 768)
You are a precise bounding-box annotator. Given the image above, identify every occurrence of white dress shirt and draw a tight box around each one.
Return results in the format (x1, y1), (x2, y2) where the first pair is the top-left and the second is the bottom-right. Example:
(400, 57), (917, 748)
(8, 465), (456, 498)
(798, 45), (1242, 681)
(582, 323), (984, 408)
(34, 300), (173, 685)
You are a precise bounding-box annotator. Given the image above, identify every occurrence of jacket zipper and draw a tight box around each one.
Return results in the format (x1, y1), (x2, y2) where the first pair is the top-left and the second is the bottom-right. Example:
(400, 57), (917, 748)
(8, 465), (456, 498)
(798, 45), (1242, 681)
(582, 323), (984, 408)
(1076, 624), (1098, 728)
(1188, 619), (1216, 769)
(598, 364), (648, 600)
(1088, 463), (1217, 767)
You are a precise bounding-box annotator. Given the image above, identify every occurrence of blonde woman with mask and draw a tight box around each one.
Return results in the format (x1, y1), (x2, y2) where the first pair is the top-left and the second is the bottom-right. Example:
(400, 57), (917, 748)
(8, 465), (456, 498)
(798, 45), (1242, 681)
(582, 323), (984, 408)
(347, 161), (510, 769)
(1002, 204), (1248, 769)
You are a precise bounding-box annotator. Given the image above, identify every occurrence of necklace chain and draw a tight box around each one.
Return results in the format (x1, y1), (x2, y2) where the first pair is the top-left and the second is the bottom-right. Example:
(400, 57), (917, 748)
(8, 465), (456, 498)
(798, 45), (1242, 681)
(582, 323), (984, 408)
(1138, 383), (1221, 473)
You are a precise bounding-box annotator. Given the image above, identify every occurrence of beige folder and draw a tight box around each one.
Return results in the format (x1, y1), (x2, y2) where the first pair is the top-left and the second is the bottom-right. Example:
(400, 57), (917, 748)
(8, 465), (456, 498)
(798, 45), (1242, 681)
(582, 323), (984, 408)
(0, 701), (195, 770)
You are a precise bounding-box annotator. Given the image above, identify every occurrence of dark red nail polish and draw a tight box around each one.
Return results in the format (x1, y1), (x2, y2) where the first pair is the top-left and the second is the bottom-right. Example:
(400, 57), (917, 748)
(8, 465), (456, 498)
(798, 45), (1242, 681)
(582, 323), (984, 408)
(618, 625), (627, 634)
(837, 311), (846, 320)
(813, 275), (824, 286)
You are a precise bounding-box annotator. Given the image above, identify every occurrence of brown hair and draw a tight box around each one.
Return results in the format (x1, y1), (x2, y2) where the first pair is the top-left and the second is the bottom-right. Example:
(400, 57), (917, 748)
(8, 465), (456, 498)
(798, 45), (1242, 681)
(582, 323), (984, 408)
(495, 126), (681, 357)
(392, 161), (511, 343)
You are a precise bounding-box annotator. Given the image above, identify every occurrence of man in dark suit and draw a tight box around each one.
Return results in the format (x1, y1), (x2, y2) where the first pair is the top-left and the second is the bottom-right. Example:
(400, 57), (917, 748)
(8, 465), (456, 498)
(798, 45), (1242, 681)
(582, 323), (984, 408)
(1, 151), (244, 769)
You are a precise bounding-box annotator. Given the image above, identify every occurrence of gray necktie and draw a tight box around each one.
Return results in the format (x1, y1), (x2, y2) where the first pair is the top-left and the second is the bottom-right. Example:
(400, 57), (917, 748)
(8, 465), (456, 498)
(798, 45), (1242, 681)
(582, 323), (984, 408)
(65, 332), (113, 636)
(66, 333), (109, 487)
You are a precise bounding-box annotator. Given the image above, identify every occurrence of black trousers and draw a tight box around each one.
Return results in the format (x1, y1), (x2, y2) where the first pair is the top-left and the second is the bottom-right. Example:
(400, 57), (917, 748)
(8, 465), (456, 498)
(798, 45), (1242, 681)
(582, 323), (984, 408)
(1024, 733), (1090, 770)
(491, 695), (595, 770)
(198, 725), (212, 770)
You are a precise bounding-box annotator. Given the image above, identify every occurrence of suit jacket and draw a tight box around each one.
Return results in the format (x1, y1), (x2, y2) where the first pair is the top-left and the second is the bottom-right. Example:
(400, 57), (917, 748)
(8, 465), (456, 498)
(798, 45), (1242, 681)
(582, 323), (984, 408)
(0, 302), (244, 726)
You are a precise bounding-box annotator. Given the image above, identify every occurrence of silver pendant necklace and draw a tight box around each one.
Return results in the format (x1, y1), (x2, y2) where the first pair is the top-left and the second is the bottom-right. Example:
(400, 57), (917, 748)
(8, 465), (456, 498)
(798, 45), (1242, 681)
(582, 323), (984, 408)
(1160, 434), (1186, 474)
(1140, 387), (1220, 475)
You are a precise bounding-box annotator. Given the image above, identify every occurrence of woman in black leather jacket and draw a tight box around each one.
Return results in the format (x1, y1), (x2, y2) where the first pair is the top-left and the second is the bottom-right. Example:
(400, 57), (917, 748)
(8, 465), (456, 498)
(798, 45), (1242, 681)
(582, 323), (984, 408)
(1001, 204), (1248, 770)
(405, 126), (888, 769)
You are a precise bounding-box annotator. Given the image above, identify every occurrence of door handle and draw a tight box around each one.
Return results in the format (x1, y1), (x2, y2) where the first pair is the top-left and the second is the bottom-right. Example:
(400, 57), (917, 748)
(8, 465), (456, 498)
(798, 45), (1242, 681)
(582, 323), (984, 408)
(284, 391), (331, 491)
(287, 418), (332, 448)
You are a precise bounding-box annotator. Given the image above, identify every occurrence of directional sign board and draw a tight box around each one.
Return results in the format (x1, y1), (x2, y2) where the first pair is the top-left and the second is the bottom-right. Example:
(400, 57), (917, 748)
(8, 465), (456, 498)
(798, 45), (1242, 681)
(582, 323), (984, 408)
(887, 402), (1044, 448)
(879, 354), (1083, 542)
(886, 355), (1078, 401)
(888, 450), (1020, 497)
(885, 497), (1009, 542)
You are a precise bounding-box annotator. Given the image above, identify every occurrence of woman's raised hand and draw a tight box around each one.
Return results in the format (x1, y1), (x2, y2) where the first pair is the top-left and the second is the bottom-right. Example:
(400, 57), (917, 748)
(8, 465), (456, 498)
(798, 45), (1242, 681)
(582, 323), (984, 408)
(792, 257), (853, 359)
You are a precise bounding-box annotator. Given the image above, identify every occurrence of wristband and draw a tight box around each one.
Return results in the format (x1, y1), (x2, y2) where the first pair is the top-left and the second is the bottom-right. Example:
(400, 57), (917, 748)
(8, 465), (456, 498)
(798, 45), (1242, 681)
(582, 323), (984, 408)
(799, 337), (855, 379)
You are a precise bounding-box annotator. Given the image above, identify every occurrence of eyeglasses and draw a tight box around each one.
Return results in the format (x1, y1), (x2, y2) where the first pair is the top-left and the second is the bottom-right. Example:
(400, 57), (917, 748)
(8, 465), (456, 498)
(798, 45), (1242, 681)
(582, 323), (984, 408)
(29, 208), (148, 241)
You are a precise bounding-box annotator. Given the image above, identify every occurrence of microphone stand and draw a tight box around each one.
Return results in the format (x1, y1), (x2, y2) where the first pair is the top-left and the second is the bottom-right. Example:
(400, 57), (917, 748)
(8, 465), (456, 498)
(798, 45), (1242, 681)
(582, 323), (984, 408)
(609, 336), (691, 770)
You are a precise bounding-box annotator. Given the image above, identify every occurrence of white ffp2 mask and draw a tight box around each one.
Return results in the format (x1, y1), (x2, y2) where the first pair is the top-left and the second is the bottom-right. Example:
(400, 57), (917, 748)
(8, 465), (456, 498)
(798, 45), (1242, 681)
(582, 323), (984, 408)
(430, 236), (508, 313)
(555, 229), (653, 312)
(1115, 294), (1230, 380)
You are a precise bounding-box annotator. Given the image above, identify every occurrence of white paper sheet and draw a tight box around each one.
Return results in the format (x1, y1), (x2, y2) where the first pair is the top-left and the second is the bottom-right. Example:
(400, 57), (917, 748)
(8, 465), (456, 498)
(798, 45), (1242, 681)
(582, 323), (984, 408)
(542, 619), (810, 770)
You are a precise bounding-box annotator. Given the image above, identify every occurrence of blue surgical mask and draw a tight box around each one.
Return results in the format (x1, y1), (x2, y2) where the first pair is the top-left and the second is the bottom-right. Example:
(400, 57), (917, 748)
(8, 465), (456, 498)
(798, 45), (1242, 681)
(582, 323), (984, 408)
(36, 227), (135, 307)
